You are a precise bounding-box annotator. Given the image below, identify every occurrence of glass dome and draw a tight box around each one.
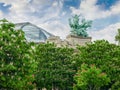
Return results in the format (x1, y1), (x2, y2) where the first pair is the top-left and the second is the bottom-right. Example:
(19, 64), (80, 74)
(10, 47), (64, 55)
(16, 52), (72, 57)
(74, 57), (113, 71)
(15, 22), (54, 43)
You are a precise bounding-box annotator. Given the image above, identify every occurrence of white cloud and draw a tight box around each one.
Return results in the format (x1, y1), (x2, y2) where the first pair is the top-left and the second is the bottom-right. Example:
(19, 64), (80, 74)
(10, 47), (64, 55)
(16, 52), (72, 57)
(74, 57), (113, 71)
(0, 0), (33, 22)
(0, 0), (29, 12)
(40, 20), (70, 39)
(0, 0), (63, 23)
(0, 11), (3, 18)
(89, 23), (120, 43)
(38, 1), (62, 22)
(61, 11), (66, 16)
(70, 0), (120, 20)
(52, 1), (58, 7)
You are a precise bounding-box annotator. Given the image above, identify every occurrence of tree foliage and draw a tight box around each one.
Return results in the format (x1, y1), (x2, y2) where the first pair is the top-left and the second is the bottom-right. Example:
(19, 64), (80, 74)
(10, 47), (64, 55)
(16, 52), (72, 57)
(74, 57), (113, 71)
(75, 40), (120, 90)
(0, 19), (37, 89)
(74, 64), (110, 90)
(35, 43), (76, 90)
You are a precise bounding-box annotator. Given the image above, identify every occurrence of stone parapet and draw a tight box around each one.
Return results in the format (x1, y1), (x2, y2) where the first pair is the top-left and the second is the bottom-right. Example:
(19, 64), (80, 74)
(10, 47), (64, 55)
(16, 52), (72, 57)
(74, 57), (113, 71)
(46, 35), (92, 48)
(66, 35), (91, 46)
(46, 36), (62, 47)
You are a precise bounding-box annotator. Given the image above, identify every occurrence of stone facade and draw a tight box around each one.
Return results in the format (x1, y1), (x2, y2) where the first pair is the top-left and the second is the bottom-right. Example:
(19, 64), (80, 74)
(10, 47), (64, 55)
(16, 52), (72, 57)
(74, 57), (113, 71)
(46, 35), (92, 48)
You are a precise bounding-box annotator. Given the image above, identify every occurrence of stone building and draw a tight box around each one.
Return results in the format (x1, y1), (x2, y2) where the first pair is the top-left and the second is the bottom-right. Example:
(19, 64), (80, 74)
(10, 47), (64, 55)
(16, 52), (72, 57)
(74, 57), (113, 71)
(46, 35), (92, 48)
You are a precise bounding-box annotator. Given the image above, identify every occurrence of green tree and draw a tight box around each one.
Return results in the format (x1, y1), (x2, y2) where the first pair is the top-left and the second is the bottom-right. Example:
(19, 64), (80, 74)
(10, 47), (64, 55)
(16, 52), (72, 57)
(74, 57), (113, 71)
(115, 28), (120, 45)
(35, 43), (76, 90)
(0, 19), (37, 89)
(69, 14), (92, 37)
(75, 40), (120, 89)
(74, 64), (110, 90)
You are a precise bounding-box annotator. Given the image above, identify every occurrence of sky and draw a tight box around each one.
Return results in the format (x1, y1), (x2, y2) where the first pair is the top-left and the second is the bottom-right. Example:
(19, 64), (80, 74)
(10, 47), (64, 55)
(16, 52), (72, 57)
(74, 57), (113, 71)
(0, 0), (120, 44)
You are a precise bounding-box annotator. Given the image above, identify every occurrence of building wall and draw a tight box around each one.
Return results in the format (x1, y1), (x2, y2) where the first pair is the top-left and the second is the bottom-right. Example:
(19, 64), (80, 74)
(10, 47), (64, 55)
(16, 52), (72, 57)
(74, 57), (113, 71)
(46, 35), (92, 48)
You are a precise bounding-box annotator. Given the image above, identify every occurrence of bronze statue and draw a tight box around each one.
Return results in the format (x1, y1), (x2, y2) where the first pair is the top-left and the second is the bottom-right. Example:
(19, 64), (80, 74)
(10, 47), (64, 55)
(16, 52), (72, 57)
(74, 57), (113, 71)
(69, 15), (92, 37)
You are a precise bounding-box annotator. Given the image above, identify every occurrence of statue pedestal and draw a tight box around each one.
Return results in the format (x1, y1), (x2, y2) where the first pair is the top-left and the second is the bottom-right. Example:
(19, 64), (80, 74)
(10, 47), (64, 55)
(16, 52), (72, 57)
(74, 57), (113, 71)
(66, 35), (92, 46)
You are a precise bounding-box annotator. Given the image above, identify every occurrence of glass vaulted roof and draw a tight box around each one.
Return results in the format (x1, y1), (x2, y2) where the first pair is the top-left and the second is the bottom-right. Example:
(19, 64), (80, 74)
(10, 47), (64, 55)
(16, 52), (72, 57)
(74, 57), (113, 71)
(15, 22), (54, 43)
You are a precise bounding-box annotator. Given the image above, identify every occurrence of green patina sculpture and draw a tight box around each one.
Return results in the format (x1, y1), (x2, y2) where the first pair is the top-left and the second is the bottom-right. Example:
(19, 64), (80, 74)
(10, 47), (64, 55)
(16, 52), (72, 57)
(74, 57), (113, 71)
(69, 15), (92, 37)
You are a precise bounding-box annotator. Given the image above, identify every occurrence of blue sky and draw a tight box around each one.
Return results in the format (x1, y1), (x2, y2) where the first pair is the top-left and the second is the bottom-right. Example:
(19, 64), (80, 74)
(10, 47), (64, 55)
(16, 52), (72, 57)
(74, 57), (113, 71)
(0, 0), (120, 43)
